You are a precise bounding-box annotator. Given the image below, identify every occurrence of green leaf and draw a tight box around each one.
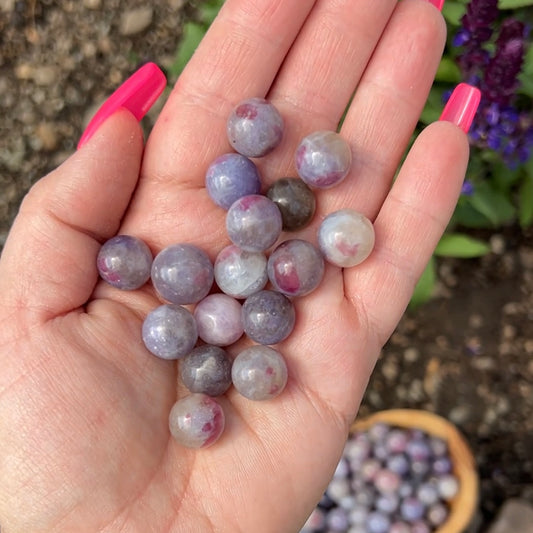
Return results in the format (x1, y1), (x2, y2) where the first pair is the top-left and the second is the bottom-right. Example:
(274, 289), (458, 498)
(451, 202), (495, 228)
(409, 256), (436, 308)
(442, 1), (467, 25)
(170, 22), (207, 77)
(524, 42), (533, 76)
(489, 157), (524, 190)
(498, 0), (533, 8)
(519, 164), (533, 227)
(468, 182), (516, 227)
(518, 45), (533, 98)
(435, 57), (462, 83)
(201, 0), (225, 25)
(420, 87), (446, 125)
(435, 233), (491, 258)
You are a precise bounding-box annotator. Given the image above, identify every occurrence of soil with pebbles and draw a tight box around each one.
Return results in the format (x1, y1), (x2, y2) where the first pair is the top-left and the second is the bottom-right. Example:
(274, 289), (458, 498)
(1, 1), (532, 531)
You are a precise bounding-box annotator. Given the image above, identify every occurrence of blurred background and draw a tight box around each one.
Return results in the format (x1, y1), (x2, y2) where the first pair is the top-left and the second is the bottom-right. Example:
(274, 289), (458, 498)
(0, 0), (532, 530)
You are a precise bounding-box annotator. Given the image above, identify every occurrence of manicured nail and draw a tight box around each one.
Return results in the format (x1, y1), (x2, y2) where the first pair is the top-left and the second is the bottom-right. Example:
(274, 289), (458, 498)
(439, 83), (481, 134)
(426, 0), (445, 11)
(77, 62), (167, 149)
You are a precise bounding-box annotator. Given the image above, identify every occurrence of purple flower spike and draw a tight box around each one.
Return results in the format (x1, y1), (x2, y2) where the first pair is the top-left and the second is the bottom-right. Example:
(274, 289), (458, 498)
(454, 1), (532, 169)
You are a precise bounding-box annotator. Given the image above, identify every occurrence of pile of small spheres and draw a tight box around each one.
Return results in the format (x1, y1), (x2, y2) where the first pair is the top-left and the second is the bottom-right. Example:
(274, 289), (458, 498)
(300, 422), (461, 533)
(96, 97), (375, 449)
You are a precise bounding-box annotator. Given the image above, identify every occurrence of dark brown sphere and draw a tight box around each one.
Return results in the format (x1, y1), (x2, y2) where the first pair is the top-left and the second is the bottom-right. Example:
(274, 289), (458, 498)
(266, 177), (316, 231)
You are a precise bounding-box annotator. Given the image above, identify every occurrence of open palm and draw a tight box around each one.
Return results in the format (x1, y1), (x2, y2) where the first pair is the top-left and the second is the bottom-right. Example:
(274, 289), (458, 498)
(0, 1), (471, 532)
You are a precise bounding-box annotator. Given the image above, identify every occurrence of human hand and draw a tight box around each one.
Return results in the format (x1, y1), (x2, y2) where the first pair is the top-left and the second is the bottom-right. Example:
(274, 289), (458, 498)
(0, 1), (479, 531)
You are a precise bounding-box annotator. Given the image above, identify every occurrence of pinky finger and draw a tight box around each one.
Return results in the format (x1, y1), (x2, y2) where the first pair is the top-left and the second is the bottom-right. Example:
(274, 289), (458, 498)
(345, 84), (480, 346)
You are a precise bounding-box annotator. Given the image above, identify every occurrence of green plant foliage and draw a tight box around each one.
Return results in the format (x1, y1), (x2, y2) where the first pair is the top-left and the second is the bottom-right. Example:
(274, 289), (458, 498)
(419, 86), (447, 125)
(434, 233), (491, 257)
(519, 162), (533, 227)
(410, 257), (437, 309)
(499, 0), (533, 8)
(467, 182), (517, 227)
(442, 1), (468, 26)
(169, 0), (225, 78)
(170, 22), (206, 77)
(435, 57), (463, 83)
(519, 45), (533, 97)
(201, 0), (225, 24)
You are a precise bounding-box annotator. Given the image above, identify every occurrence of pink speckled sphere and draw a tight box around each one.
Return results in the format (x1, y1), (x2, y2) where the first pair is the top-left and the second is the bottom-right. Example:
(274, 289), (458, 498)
(214, 244), (268, 298)
(295, 130), (352, 189)
(232, 345), (288, 401)
(168, 393), (225, 449)
(226, 97), (284, 157)
(267, 239), (324, 297)
(317, 209), (375, 268)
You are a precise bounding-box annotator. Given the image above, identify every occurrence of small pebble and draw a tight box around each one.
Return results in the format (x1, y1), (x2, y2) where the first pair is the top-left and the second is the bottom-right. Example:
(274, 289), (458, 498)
(119, 7), (154, 35)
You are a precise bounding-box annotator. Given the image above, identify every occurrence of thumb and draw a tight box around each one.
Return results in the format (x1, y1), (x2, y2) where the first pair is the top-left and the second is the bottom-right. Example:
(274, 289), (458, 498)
(0, 109), (144, 322)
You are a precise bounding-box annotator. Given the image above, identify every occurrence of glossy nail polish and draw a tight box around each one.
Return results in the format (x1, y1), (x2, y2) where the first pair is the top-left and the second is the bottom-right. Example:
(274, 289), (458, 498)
(77, 62), (167, 149)
(439, 83), (481, 134)
(426, 0), (445, 11)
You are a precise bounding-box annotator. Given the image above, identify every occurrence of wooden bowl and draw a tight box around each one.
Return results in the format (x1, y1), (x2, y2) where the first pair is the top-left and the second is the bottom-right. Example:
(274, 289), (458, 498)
(351, 409), (478, 533)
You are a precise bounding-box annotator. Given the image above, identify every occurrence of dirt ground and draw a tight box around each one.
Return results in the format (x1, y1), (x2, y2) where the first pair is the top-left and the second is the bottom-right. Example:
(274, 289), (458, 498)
(1, 1), (532, 531)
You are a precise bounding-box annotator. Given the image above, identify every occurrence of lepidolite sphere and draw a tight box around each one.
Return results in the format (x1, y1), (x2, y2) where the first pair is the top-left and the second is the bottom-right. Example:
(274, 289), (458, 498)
(318, 209), (375, 268)
(179, 345), (232, 396)
(205, 153), (262, 209)
(142, 304), (197, 360)
(226, 195), (282, 252)
(232, 345), (288, 401)
(168, 393), (225, 448)
(267, 239), (325, 297)
(295, 130), (352, 189)
(266, 177), (316, 231)
(226, 97), (284, 157)
(242, 290), (295, 345)
(151, 243), (214, 304)
(194, 293), (244, 346)
(97, 235), (152, 290)
(214, 244), (268, 298)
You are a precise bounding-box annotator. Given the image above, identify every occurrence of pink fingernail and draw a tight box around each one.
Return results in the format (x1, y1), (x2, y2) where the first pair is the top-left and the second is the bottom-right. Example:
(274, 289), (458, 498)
(439, 83), (481, 134)
(77, 62), (167, 149)
(426, 0), (445, 11)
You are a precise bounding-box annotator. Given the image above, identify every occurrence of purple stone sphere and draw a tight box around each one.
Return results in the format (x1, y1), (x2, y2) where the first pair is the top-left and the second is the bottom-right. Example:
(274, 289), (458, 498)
(295, 130), (352, 189)
(151, 243), (214, 304)
(97, 234), (152, 290)
(226, 97), (284, 158)
(400, 497), (426, 522)
(179, 345), (232, 397)
(168, 393), (225, 448)
(214, 244), (268, 299)
(142, 304), (198, 360)
(241, 290), (295, 345)
(232, 345), (288, 401)
(205, 153), (262, 209)
(317, 209), (375, 268)
(194, 293), (244, 346)
(226, 195), (282, 252)
(366, 511), (391, 533)
(267, 239), (324, 297)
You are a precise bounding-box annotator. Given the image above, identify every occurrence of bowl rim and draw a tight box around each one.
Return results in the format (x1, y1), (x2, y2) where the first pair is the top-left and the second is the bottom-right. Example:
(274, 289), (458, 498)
(350, 409), (479, 533)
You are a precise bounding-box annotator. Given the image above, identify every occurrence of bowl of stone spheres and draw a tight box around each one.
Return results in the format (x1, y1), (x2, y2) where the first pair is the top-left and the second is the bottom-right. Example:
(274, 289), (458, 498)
(301, 409), (478, 533)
